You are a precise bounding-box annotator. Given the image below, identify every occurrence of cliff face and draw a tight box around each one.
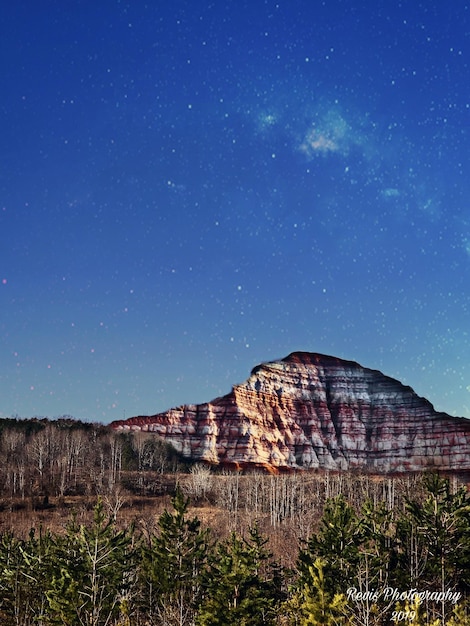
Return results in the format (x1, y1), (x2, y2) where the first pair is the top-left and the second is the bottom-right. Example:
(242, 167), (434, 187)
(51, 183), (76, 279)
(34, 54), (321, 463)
(111, 352), (470, 472)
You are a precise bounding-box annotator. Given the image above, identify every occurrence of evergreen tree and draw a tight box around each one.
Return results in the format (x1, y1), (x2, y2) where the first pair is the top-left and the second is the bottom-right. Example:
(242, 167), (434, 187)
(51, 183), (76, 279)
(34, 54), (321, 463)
(46, 498), (135, 626)
(394, 474), (470, 625)
(358, 499), (397, 586)
(298, 495), (361, 596)
(196, 523), (284, 626)
(396, 474), (470, 590)
(0, 531), (29, 625)
(447, 604), (470, 626)
(140, 487), (210, 625)
(295, 495), (405, 625)
(281, 557), (346, 626)
(0, 527), (56, 625)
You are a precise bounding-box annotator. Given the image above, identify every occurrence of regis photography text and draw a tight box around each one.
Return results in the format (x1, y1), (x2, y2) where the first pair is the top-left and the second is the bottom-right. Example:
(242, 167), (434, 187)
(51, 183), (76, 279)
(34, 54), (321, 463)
(346, 587), (462, 606)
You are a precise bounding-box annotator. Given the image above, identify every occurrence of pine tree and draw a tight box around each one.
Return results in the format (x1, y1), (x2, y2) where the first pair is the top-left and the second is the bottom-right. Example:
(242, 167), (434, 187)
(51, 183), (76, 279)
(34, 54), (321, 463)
(46, 498), (135, 626)
(295, 495), (404, 625)
(395, 473), (470, 625)
(140, 487), (210, 625)
(0, 531), (28, 625)
(0, 527), (56, 625)
(298, 495), (361, 596)
(196, 523), (284, 626)
(282, 557), (346, 626)
(447, 604), (470, 626)
(358, 498), (396, 586)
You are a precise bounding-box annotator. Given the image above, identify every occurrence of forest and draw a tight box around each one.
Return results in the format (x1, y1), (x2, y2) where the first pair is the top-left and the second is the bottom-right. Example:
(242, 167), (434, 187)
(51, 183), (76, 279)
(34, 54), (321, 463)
(0, 417), (469, 625)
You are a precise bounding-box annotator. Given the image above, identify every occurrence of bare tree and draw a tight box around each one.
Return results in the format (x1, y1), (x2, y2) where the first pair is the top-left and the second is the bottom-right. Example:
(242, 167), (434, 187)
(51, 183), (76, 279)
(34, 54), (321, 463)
(184, 464), (212, 502)
(215, 469), (241, 529)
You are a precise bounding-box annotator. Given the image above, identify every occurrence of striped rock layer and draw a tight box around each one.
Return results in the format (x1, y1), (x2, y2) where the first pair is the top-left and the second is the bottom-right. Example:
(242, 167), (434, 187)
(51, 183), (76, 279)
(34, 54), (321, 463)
(111, 352), (470, 472)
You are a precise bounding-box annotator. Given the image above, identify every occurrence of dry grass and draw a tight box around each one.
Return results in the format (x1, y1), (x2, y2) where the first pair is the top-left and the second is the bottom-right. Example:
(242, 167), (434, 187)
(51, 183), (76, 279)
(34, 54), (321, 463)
(2, 469), (466, 568)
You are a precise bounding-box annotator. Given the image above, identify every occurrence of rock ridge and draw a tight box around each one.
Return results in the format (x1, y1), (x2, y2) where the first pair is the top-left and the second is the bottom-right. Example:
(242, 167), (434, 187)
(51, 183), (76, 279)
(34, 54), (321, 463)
(111, 352), (470, 472)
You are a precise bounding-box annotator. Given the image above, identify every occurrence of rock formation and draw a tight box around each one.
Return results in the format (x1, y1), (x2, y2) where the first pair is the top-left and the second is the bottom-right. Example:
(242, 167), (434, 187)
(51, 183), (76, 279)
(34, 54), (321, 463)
(111, 352), (470, 472)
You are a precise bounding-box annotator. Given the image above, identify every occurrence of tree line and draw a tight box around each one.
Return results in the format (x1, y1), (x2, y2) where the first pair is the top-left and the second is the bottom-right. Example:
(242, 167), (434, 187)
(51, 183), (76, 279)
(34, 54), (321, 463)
(0, 474), (469, 625)
(0, 417), (184, 502)
(0, 417), (432, 526)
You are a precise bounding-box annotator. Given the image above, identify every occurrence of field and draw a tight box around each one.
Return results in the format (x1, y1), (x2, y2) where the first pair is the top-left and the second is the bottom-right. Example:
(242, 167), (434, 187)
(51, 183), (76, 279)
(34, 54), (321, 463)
(1, 419), (470, 625)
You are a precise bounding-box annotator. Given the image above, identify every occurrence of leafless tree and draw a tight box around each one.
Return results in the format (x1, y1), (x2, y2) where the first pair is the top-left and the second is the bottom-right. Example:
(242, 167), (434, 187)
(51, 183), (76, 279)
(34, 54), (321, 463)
(215, 469), (241, 529)
(184, 464), (212, 502)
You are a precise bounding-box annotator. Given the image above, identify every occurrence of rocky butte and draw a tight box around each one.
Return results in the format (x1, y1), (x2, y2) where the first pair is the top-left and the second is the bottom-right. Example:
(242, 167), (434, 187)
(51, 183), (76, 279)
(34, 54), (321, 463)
(111, 352), (470, 473)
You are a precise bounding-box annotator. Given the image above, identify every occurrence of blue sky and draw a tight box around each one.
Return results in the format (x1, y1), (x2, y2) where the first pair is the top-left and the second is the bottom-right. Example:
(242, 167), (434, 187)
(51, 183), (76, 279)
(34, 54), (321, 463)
(1, 1), (470, 422)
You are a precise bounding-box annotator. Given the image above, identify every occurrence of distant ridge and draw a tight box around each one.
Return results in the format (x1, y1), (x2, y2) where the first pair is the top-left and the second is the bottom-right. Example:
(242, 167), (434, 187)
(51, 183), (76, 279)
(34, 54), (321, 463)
(111, 352), (470, 473)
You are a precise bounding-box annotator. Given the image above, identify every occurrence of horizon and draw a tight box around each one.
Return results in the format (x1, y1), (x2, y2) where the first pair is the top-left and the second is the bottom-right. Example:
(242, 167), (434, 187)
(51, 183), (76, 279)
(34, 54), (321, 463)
(2, 349), (469, 424)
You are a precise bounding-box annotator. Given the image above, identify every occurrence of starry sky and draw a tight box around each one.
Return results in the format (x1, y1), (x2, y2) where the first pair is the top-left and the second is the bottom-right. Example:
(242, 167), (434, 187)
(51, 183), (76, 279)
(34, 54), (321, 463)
(2, 1), (470, 423)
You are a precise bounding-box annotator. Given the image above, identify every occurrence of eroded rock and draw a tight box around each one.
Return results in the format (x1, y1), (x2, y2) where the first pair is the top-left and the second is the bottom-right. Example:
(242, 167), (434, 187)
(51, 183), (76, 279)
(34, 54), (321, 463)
(111, 352), (470, 472)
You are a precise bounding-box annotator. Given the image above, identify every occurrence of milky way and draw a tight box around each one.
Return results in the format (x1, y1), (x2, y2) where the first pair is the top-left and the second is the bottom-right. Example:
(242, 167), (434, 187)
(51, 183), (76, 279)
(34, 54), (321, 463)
(1, 1), (469, 421)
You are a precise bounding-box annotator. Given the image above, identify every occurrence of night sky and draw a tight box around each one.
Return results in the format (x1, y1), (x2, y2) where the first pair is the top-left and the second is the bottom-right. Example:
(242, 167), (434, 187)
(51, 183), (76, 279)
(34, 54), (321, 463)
(2, 1), (470, 422)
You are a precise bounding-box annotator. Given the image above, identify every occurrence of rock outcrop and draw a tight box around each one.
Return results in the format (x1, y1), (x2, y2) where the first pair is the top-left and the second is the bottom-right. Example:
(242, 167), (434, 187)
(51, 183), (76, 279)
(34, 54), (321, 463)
(111, 352), (470, 472)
